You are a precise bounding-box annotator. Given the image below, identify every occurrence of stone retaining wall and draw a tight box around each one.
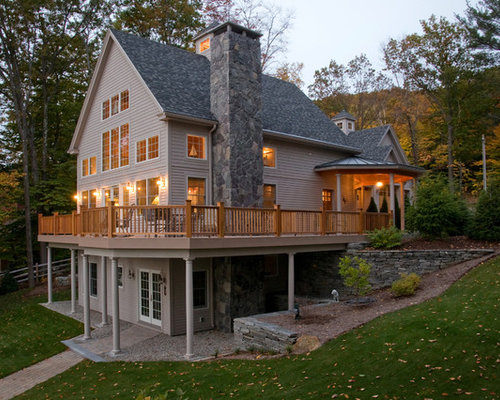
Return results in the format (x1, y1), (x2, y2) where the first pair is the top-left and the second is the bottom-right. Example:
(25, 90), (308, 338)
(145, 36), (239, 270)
(234, 315), (297, 352)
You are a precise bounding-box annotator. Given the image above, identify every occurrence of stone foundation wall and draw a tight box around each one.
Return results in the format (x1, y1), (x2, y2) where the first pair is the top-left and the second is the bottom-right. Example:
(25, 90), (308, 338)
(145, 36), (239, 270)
(234, 316), (297, 352)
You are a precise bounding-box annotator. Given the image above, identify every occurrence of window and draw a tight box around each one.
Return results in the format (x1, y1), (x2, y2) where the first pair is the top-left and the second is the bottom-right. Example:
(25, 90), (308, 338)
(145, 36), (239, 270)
(187, 135), (205, 159)
(136, 178), (159, 206)
(148, 177), (159, 205)
(200, 38), (210, 52)
(122, 184), (130, 206)
(263, 147), (276, 167)
(102, 99), (110, 120)
(136, 179), (147, 206)
(120, 90), (129, 111)
(348, 122), (353, 130)
(105, 186), (119, 206)
(82, 159), (89, 177)
(263, 184), (276, 208)
(136, 135), (158, 163)
(120, 124), (129, 167)
(89, 190), (98, 208)
(193, 270), (207, 308)
(117, 266), (123, 288)
(111, 127), (119, 169)
(148, 136), (159, 159)
(136, 139), (146, 163)
(89, 262), (97, 297)
(322, 189), (333, 211)
(102, 131), (110, 171)
(102, 124), (129, 171)
(337, 122), (343, 129)
(81, 190), (89, 208)
(111, 94), (119, 116)
(90, 157), (97, 175)
(187, 178), (206, 205)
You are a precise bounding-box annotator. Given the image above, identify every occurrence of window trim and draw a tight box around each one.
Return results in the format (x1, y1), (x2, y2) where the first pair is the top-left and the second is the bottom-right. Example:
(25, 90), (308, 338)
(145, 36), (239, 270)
(136, 135), (160, 164)
(263, 146), (277, 168)
(186, 134), (207, 160)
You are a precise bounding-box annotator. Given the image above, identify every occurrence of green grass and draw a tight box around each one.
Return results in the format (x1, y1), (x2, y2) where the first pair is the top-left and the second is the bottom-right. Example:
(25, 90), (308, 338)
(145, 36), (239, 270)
(0, 289), (83, 378)
(16, 257), (500, 399)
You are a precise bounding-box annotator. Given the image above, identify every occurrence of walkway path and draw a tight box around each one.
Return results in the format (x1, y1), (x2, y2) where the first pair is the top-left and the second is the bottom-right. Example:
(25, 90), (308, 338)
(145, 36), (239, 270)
(0, 351), (83, 400)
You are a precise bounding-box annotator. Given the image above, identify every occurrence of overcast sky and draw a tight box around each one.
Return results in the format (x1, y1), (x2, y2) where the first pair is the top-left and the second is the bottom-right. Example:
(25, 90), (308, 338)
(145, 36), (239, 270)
(279, 0), (472, 89)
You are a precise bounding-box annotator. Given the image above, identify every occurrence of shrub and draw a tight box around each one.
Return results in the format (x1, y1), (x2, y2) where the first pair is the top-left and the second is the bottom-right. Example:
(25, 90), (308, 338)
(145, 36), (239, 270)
(368, 226), (403, 249)
(0, 272), (18, 295)
(366, 197), (378, 212)
(338, 256), (372, 297)
(468, 180), (500, 241)
(380, 196), (388, 213)
(406, 175), (470, 238)
(391, 273), (421, 297)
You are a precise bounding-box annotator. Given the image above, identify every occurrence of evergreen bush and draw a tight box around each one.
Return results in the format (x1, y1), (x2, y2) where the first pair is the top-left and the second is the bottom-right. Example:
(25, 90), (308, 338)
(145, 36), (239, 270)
(338, 256), (372, 297)
(368, 226), (403, 249)
(468, 179), (500, 241)
(380, 196), (388, 213)
(406, 175), (469, 238)
(391, 273), (421, 297)
(395, 195), (401, 229)
(0, 272), (19, 295)
(366, 197), (378, 212)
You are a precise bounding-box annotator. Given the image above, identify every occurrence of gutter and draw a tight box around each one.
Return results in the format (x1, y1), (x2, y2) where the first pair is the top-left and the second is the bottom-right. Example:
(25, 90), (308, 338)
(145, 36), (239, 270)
(158, 111), (218, 127)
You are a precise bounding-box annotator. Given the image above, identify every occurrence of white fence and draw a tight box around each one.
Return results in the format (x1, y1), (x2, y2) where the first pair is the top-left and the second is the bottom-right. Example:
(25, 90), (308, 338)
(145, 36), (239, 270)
(0, 258), (71, 284)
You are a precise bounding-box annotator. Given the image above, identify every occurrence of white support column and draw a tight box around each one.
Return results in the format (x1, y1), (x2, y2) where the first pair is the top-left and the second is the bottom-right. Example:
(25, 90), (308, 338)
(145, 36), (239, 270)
(82, 255), (91, 340)
(184, 257), (194, 359)
(101, 256), (108, 326)
(400, 183), (405, 231)
(389, 173), (395, 225)
(70, 249), (76, 314)
(47, 247), (53, 304)
(288, 253), (295, 311)
(111, 257), (121, 354)
(336, 174), (342, 211)
(373, 186), (380, 208)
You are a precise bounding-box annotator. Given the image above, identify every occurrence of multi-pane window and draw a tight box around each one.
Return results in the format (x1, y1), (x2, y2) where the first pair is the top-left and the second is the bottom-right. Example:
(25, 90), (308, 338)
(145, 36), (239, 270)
(122, 185), (130, 206)
(148, 177), (159, 205)
(82, 159), (89, 177)
(90, 156), (97, 175)
(105, 186), (119, 206)
(81, 190), (89, 207)
(120, 90), (129, 111)
(89, 190), (97, 208)
(89, 262), (97, 297)
(187, 178), (206, 205)
(136, 135), (159, 163)
(82, 157), (97, 177)
(200, 38), (210, 52)
(187, 135), (205, 159)
(322, 189), (333, 211)
(263, 184), (276, 208)
(193, 270), (207, 308)
(136, 177), (159, 206)
(263, 147), (276, 167)
(102, 99), (110, 119)
(102, 124), (129, 171)
(111, 94), (119, 116)
(136, 179), (147, 206)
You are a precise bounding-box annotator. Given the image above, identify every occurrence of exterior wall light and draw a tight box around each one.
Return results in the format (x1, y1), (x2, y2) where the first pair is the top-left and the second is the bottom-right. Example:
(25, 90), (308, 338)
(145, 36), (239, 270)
(126, 182), (135, 193)
(376, 181), (384, 188)
(156, 177), (167, 189)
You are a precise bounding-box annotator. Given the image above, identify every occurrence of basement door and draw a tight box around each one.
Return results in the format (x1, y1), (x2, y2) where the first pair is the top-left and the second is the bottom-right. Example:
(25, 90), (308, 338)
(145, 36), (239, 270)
(139, 270), (162, 326)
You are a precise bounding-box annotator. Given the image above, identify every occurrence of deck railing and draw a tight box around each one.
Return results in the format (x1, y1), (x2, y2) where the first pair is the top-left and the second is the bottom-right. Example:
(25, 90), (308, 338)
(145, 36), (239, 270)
(38, 201), (392, 238)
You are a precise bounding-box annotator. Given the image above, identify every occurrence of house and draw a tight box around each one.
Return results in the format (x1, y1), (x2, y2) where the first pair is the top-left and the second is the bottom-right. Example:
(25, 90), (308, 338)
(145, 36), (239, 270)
(38, 22), (423, 358)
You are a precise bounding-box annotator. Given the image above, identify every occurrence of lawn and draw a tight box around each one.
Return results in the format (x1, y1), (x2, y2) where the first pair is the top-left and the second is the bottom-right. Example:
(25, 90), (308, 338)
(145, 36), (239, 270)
(15, 257), (499, 399)
(0, 289), (83, 378)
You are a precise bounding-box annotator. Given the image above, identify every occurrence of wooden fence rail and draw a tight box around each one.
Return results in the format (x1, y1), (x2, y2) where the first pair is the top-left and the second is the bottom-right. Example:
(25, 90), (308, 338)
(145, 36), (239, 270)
(0, 258), (71, 284)
(38, 202), (392, 238)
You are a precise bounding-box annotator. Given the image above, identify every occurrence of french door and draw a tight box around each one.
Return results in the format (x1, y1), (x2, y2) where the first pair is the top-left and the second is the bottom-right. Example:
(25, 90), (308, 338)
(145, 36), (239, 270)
(139, 270), (162, 326)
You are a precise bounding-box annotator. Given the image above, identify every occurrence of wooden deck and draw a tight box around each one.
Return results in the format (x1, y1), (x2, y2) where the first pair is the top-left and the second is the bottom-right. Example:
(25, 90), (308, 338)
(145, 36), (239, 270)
(39, 201), (391, 239)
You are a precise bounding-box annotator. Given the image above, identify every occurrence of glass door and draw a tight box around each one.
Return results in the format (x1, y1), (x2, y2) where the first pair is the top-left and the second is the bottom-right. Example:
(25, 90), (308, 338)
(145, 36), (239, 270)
(139, 270), (162, 326)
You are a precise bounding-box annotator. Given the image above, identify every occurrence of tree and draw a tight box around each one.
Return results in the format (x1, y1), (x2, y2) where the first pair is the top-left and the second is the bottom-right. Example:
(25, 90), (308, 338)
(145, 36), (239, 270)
(384, 16), (480, 192)
(272, 62), (304, 88)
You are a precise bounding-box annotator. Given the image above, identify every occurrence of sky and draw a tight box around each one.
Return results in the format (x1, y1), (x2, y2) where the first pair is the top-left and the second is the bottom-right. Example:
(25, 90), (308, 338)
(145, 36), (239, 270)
(279, 0), (472, 89)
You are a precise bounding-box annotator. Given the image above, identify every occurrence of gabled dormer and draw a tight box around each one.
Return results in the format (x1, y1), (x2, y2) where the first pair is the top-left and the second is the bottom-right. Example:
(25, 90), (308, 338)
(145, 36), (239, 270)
(331, 110), (356, 135)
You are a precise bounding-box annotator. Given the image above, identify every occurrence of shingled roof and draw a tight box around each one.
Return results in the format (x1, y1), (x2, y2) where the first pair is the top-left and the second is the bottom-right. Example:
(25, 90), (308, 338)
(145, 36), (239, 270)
(111, 29), (350, 149)
(345, 125), (392, 161)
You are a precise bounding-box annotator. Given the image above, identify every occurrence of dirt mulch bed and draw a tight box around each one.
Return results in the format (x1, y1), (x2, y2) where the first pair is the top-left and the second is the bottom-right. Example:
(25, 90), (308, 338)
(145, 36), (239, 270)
(395, 236), (498, 250)
(259, 249), (499, 347)
(22, 283), (70, 298)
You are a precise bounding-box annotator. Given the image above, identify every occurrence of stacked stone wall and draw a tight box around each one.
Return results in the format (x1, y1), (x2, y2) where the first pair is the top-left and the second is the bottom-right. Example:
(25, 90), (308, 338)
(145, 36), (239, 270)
(234, 316), (297, 352)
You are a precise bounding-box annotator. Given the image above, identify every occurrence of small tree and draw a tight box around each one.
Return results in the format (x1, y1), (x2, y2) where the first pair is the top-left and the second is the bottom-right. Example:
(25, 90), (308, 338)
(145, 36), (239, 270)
(338, 256), (372, 297)
(380, 196), (388, 213)
(366, 197), (378, 212)
(395, 195), (401, 229)
(468, 179), (500, 240)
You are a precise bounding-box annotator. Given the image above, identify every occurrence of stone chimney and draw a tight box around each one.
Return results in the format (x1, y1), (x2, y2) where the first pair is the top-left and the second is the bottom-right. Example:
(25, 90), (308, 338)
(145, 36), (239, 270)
(331, 110), (356, 135)
(195, 22), (264, 207)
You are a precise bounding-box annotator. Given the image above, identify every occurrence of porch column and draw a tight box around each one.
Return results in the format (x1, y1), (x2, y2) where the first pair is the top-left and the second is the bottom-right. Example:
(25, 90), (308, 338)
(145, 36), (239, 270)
(288, 253), (295, 310)
(400, 183), (405, 231)
(372, 186), (380, 208)
(184, 257), (194, 359)
(389, 173), (395, 225)
(101, 256), (108, 325)
(47, 247), (52, 304)
(70, 249), (76, 314)
(82, 255), (91, 340)
(336, 174), (342, 211)
(111, 257), (121, 354)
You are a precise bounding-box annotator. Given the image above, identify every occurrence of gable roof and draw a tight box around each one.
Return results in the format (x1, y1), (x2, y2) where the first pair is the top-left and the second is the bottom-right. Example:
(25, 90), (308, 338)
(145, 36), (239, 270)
(345, 125), (393, 161)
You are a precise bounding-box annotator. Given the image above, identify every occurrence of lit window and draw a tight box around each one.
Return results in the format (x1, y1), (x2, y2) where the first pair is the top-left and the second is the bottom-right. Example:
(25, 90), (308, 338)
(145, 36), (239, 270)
(81, 190), (89, 207)
(120, 90), (129, 112)
(322, 189), (333, 211)
(89, 262), (97, 297)
(89, 189), (97, 208)
(136, 139), (146, 163)
(187, 135), (205, 159)
(90, 157), (96, 175)
(263, 184), (276, 208)
(193, 270), (207, 308)
(136, 179), (147, 206)
(200, 38), (210, 52)
(120, 124), (129, 167)
(148, 177), (159, 205)
(111, 94), (119, 115)
(263, 147), (276, 167)
(148, 136), (159, 160)
(102, 131), (110, 171)
(102, 100), (110, 120)
(135, 178), (159, 206)
(122, 184), (130, 206)
(187, 178), (206, 205)
(82, 158), (89, 177)
(337, 122), (343, 129)
(111, 127), (119, 169)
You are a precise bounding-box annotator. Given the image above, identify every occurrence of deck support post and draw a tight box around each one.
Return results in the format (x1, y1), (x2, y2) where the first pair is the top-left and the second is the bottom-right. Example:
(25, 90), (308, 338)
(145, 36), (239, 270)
(389, 173), (395, 226)
(288, 253), (295, 310)
(184, 257), (194, 359)
(83, 254), (91, 340)
(400, 183), (405, 231)
(47, 247), (53, 304)
(111, 257), (121, 354)
(70, 249), (76, 314)
(101, 256), (108, 325)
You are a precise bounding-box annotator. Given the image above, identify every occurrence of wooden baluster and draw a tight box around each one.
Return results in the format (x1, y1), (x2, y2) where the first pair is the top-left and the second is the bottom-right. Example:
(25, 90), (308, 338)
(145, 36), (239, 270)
(217, 202), (225, 238)
(186, 200), (192, 238)
(274, 204), (281, 237)
(107, 204), (113, 237)
(359, 211), (365, 234)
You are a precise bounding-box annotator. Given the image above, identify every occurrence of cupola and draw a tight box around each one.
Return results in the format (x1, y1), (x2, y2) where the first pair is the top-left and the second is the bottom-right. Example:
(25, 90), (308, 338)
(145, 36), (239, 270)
(331, 110), (356, 135)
